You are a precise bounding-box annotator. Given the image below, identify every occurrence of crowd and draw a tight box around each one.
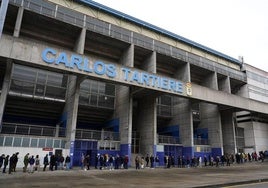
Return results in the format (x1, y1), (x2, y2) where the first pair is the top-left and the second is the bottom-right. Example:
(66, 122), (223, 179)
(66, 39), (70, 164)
(0, 150), (266, 174)
(0, 152), (71, 174)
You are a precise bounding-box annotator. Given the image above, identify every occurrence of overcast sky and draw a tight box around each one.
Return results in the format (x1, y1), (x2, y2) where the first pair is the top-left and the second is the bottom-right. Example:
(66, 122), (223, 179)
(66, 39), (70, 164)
(95, 0), (268, 72)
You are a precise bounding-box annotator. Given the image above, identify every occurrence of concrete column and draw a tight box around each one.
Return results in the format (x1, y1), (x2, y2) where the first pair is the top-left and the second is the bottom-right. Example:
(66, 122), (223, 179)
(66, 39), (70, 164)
(119, 44), (134, 66)
(0, 0), (9, 39)
(203, 72), (218, 90)
(218, 76), (231, 93)
(63, 75), (83, 166)
(221, 110), (236, 154)
(141, 51), (156, 73)
(200, 103), (223, 156)
(170, 97), (194, 157)
(174, 62), (191, 82)
(0, 59), (12, 128)
(13, 7), (24, 37)
(116, 44), (134, 161)
(74, 28), (86, 55)
(137, 96), (157, 156)
(236, 84), (249, 98)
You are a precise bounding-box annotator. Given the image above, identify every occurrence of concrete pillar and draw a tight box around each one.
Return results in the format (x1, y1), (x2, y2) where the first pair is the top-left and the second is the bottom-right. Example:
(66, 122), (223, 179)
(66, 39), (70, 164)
(218, 76), (231, 93)
(171, 97), (194, 157)
(174, 62), (191, 82)
(236, 84), (249, 98)
(203, 72), (218, 90)
(137, 96), (157, 156)
(0, 0), (9, 39)
(116, 44), (134, 162)
(199, 103), (223, 156)
(0, 59), (12, 129)
(221, 110), (236, 154)
(200, 71), (222, 156)
(63, 75), (83, 166)
(13, 7), (24, 37)
(74, 28), (86, 55)
(136, 50), (157, 156)
(141, 51), (156, 73)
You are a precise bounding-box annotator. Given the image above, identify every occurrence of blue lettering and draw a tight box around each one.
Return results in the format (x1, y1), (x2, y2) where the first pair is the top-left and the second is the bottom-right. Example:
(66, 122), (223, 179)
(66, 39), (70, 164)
(42, 48), (56, 64)
(83, 58), (93, 73)
(94, 61), (106, 75)
(121, 68), (131, 81)
(169, 80), (176, 92)
(70, 54), (82, 70)
(141, 73), (150, 86)
(161, 78), (168, 90)
(177, 82), (183, 93)
(149, 75), (157, 87)
(56, 52), (70, 67)
(106, 64), (116, 78)
(131, 71), (141, 84)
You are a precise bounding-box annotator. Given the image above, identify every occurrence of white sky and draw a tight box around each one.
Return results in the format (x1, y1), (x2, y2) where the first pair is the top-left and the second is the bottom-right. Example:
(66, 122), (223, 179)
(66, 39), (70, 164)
(94, 0), (268, 72)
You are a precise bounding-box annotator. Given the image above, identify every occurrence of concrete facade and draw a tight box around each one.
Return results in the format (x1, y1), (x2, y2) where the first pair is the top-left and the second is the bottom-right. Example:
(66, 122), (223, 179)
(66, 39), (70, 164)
(0, 0), (267, 168)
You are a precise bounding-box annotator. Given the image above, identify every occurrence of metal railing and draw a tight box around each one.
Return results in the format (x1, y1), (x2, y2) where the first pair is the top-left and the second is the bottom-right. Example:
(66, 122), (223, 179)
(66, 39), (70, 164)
(1, 123), (120, 142)
(194, 138), (210, 145)
(1, 123), (66, 137)
(158, 135), (181, 145)
(75, 129), (119, 141)
(9, 0), (247, 82)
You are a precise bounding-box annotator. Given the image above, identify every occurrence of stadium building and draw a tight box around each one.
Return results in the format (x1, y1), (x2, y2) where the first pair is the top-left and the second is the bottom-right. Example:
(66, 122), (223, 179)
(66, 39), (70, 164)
(0, 0), (267, 167)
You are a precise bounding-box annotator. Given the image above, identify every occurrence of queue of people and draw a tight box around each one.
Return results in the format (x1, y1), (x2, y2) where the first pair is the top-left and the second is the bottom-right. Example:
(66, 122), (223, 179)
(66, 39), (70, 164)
(0, 152), (71, 174)
(0, 150), (266, 174)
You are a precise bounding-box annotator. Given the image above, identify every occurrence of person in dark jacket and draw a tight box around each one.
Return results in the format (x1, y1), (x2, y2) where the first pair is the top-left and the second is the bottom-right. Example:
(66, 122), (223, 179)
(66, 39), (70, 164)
(43, 154), (49, 171)
(65, 155), (71, 170)
(0, 154), (5, 169)
(2, 155), (9, 173)
(9, 154), (15, 174)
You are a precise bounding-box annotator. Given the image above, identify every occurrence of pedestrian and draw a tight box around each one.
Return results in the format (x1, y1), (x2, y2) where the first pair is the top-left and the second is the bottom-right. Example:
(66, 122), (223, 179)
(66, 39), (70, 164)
(150, 155), (155, 168)
(23, 153), (30, 172)
(0, 154), (5, 169)
(29, 155), (35, 173)
(13, 152), (19, 172)
(95, 154), (99, 169)
(65, 155), (70, 170)
(35, 155), (40, 171)
(2, 155), (9, 173)
(43, 154), (49, 171)
(9, 154), (15, 174)
(135, 155), (140, 170)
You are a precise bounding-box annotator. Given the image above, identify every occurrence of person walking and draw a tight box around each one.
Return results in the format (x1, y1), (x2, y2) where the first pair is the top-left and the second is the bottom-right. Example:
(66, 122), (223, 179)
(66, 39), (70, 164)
(2, 155), (9, 173)
(35, 155), (40, 171)
(43, 154), (49, 171)
(23, 153), (30, 172)
(0, 154), (5, 169)
(65, 155), (70, 170)
(28, 155), (35, 173)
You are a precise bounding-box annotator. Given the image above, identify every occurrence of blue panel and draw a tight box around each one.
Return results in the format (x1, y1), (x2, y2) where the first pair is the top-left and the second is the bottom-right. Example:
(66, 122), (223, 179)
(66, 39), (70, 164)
(72, 140), (98, 167)
(164, 145), (183, 166)
(156, 151), (165, 166)
(212, 148), (222, 157)
(104, 118), (119, 132)
(194, 128), (208, 139)
(183, 147), (194, 158)
(158, 125), (179, 137)
(120, 144), (131, 166)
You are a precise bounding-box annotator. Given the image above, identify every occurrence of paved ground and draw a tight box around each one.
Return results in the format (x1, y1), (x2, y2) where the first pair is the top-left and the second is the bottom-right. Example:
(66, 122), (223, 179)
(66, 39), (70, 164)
(0, 161), (267, 188)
